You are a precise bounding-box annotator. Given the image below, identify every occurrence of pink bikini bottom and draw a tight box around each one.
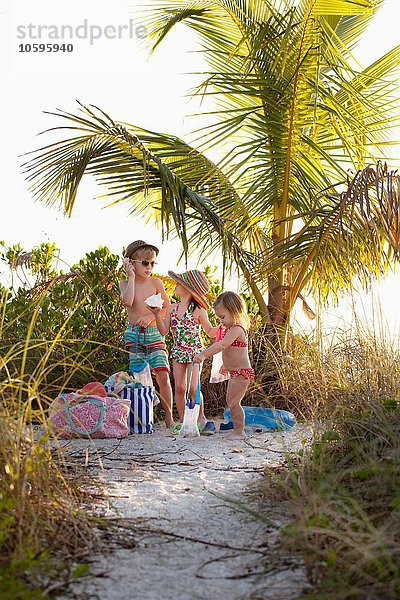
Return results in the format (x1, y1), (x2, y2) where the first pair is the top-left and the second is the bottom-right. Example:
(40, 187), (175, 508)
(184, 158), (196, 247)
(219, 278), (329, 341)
(228, 368), (255, 381)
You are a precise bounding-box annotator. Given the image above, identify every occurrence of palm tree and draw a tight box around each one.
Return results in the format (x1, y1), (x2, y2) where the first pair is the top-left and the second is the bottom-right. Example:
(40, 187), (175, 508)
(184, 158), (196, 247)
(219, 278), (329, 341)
(23, 0), (400, 341)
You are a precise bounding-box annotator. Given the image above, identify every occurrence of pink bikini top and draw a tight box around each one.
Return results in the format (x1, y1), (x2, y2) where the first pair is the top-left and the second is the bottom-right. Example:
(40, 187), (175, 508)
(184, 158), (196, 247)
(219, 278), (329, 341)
(219, 324), (248, 348)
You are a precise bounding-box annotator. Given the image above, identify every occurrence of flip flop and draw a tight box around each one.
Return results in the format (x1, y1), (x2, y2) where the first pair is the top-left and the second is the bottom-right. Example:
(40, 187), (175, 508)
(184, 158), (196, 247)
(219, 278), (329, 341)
(172, 423), (182, 435)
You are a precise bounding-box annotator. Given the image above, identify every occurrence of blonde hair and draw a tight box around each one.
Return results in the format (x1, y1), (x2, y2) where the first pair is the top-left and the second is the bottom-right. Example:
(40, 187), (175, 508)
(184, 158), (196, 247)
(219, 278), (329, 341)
(214, 291), (250, 328)
(126, 246), (156, 261)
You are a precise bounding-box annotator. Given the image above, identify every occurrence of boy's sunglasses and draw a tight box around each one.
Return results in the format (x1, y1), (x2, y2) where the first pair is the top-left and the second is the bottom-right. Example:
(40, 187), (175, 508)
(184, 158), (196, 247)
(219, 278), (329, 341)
(132, 259), (157, 267)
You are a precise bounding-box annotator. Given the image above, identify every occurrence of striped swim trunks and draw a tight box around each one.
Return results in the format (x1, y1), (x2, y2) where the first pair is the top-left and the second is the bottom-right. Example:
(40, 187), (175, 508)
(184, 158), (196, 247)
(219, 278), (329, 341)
(125, 324), (170, 373)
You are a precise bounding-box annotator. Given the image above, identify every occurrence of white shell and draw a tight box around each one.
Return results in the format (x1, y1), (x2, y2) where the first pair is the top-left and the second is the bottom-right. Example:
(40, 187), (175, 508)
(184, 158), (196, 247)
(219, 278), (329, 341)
(144, 293), (164, 309)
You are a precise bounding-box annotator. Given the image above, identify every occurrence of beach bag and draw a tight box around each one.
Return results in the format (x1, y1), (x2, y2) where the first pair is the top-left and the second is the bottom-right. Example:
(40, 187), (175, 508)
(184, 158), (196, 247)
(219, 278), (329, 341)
(105, 370), (157, 434)
(104, 370), (159, 406)
(126, 325), (155, 387)
(49, 391), (130, 439)
(104, 371), (136, 395)
(210, 325), (229, 383)
(118, 385), (155, 434)
(210, 352), (229, 383)
(130, 360), (153, 388)
(180, 364), (201, 437)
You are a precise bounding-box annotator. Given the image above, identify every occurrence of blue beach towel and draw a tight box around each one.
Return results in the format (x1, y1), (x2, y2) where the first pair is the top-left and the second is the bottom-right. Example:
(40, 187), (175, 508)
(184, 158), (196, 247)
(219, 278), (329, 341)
(223, 406), (296, 431)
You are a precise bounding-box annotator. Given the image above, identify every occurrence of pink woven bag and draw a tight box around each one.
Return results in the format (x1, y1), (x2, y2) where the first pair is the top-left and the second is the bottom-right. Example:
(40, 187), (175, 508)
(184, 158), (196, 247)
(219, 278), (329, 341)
(49, 392), (130, 439)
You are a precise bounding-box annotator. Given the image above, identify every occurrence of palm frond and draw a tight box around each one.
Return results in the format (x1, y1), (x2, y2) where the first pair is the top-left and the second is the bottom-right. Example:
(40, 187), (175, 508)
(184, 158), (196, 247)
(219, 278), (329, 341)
(22, 103), (270, 316)
(24, 0), (400, 329)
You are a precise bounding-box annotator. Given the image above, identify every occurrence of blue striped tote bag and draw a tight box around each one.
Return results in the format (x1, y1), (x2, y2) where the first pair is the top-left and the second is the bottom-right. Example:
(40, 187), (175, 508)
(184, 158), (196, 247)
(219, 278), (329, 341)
(119, 385), (155, 434)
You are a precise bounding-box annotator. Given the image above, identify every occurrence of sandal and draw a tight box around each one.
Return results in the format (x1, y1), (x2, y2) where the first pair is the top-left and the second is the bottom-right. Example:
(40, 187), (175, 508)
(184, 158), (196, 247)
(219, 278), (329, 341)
(201, 421), (216, 436)
(219, 421), (234, 431)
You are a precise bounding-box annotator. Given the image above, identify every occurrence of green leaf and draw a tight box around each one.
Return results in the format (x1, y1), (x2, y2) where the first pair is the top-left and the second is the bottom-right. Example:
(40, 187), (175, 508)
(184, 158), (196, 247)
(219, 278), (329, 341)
(72, 563), (90, 579)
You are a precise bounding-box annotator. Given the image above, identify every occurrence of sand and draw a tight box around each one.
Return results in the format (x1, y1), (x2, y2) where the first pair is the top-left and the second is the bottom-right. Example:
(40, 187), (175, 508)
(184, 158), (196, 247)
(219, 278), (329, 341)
(58, 422), (311, 599)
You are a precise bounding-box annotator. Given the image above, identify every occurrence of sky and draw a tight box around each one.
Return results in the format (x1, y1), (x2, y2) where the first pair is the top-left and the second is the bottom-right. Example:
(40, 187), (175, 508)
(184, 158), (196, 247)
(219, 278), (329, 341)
(1, 0), (210, 274)
(1, 0), (400, 335)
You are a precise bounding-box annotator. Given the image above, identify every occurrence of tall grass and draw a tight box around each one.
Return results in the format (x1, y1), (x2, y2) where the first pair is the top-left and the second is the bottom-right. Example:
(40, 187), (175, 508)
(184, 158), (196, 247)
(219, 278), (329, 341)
(3, 243), (399, 597)
(258, 322), (400, 599)
(0, 294), (103, 597)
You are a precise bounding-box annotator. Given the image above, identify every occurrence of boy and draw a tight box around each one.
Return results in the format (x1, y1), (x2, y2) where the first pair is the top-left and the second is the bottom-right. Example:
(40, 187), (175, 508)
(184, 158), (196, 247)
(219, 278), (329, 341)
(119, 240), (174, 428)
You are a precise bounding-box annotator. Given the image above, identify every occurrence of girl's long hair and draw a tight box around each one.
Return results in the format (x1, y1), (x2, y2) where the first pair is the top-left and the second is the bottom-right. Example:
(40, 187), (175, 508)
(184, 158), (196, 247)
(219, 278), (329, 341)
(188, 296), (201, 310)
(175, 290), (201, 310)
(214, 292), (250, 328)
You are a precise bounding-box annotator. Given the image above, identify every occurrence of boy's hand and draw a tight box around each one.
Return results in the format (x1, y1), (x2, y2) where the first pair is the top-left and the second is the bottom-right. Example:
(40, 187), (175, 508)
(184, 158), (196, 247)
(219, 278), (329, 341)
(193, 352), (205, 364)
(147, 306), (162, 314)
(124, 258), (135, 278)
(219, 365), (228, 375)
(137, 314), (154, 327)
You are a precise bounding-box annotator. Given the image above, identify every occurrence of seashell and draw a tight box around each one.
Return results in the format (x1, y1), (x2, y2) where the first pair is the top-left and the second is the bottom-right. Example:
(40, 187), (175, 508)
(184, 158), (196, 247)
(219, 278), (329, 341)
(144, 293), (164, 309)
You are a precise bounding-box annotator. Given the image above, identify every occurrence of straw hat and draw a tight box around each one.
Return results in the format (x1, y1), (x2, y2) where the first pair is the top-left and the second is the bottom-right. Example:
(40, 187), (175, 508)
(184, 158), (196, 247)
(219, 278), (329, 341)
(125, 240), (159, 258)
(168, 270), (210, 309)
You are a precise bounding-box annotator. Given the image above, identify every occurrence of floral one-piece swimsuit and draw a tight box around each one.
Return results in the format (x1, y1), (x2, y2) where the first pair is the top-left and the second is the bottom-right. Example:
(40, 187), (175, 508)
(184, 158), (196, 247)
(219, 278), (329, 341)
(170, 302), (204, 363)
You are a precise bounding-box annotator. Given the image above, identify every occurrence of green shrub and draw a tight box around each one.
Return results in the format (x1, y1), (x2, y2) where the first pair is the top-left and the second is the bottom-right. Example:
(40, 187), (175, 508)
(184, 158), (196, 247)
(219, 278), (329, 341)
(1, 243), (128, 402)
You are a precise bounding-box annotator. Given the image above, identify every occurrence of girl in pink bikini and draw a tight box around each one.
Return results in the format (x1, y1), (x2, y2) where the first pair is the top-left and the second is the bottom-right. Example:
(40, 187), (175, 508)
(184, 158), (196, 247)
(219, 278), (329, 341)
(148, 270), (218, 433)
(194, 291), (254, 440)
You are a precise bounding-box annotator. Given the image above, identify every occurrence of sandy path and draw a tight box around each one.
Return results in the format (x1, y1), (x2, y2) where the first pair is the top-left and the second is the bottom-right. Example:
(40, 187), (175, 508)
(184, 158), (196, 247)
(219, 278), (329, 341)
(60, 423), (309, 599)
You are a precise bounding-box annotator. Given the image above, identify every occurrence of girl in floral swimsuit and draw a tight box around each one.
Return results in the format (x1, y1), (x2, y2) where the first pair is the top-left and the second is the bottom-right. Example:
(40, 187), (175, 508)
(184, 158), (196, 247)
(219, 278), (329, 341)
(149, 270), (218, 431)
(194, 291), (254, 440)
(169, 303), (204, 363)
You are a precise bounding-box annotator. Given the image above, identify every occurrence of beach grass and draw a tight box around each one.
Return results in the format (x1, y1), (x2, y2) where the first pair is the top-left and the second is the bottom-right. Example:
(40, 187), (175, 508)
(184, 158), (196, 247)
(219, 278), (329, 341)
(2, 249), (400, 597)
(0, 299), (102, 597)
(257, 324), (400, 599)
